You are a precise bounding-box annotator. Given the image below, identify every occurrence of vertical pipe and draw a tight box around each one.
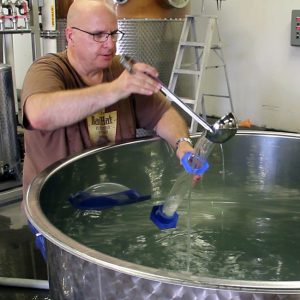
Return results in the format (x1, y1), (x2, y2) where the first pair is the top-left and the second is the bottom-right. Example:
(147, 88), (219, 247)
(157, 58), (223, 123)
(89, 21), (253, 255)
(30, 0), (42, 60)
(0, 277), (49, 289)
(3, 34), (18, 113)
(0, 64), (21, 182)
(0, 1), (2, 62)
(0, 35), (3, 63)
(41, 0), (57, 54)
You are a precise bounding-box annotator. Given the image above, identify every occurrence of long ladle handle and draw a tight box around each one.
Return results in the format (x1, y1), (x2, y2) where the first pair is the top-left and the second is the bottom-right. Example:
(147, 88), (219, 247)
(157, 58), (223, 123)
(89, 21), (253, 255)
(159, 84), (214, 133)
(119, 55), (214, 133)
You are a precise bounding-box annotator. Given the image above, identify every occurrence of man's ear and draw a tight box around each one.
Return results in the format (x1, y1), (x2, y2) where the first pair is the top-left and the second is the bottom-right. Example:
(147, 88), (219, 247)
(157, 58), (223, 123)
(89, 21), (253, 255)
(65, 27), (73, 44)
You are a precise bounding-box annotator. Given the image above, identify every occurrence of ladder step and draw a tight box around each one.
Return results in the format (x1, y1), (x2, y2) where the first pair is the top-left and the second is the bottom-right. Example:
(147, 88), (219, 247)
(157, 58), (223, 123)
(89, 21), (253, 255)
(180, 41), (205, 48)
(180, 41), (221, 49)
(206, 64), (226, 69)
(181, 97), (196, 104)
(203, 93), (230, 98)
(174, 69), (201, 75)
(180, 95), (231, 104)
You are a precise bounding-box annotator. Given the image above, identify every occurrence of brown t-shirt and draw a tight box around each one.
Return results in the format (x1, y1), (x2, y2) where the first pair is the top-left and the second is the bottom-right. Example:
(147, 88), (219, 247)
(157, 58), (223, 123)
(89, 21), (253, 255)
(21, 51), (170, 195)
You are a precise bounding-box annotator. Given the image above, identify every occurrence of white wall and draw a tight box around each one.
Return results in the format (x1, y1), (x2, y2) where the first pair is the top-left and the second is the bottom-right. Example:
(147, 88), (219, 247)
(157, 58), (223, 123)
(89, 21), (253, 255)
(13, 34), (33, 91)
(191, 0), (300, 132)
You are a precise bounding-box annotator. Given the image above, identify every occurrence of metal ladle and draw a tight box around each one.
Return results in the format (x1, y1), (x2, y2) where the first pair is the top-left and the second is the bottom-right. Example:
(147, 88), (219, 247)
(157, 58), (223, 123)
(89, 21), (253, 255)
(120, 55), (238, 144)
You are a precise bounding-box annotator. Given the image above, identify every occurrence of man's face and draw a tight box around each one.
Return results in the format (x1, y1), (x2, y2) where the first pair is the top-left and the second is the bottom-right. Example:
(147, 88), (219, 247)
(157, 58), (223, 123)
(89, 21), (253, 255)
(69, 7), (118, 71)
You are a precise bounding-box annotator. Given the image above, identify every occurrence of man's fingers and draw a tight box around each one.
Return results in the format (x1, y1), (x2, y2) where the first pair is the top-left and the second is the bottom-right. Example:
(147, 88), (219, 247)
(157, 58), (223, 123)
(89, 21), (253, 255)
(132, 62), (159, 78)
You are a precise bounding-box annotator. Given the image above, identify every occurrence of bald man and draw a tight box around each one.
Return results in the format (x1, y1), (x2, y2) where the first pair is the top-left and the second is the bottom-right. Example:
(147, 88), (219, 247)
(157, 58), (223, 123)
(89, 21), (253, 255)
(21, 0), (195, 198)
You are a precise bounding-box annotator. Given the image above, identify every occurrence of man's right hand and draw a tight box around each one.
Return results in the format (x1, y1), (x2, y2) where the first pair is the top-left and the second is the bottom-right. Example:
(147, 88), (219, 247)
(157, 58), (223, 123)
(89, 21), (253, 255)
(115, 62), (162, 98)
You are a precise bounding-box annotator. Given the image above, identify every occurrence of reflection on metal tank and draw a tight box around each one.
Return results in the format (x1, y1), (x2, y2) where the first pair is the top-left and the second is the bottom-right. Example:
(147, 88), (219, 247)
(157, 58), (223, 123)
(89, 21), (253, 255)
(0, 65), (21, 182)
(26, 131), (300, 299)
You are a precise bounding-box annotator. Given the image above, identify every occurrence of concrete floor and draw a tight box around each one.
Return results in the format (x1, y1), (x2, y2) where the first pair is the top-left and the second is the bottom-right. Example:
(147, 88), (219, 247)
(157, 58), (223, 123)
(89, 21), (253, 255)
(0, 190), (50, 299)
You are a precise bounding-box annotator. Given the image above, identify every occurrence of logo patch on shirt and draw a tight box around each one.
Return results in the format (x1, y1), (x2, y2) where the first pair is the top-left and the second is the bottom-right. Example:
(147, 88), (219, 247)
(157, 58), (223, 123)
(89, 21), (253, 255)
(87, 110), (117, 145)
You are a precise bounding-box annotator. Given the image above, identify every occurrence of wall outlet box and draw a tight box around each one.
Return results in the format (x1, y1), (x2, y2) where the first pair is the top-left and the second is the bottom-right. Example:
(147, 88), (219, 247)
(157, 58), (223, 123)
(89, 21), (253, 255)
(291, 10), (300, 46)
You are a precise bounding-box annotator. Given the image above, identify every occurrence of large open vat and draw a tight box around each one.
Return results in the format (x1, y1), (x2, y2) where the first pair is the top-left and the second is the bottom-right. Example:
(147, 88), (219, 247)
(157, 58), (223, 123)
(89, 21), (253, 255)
(25, 131), (300, 299)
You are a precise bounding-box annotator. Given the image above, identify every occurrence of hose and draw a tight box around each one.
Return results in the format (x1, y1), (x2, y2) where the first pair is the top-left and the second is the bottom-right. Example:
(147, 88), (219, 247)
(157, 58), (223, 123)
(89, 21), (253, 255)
(0, 277), (49, 290)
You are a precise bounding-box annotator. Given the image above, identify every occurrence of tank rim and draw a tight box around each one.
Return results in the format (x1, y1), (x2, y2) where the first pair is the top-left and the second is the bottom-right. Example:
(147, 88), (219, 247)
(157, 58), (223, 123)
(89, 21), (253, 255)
(25, 130), (300, 294)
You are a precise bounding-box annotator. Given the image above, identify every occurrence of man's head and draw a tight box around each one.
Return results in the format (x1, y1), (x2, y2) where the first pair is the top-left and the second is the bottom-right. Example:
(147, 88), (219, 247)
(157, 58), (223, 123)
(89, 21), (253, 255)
(65, 0), (120, 72)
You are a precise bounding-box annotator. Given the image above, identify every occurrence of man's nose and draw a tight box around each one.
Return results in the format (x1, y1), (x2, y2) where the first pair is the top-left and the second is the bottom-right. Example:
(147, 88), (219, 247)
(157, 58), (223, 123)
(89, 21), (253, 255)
(103, 35), (115, 47)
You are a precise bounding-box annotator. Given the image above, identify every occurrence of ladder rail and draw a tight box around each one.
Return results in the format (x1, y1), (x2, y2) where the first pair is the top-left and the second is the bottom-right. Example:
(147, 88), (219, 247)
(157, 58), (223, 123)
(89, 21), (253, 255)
(190, 16), (201, 72)
(168, 14), (234, 133)
(217, 47), (234, 112)
(168, 17), (191, 92)
(191, 17), (216, 132)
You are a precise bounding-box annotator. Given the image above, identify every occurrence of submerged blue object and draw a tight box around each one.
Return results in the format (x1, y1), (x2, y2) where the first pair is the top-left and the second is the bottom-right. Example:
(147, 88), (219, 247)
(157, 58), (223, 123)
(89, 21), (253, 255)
(150, 204), (178, 230)
(181, 152), (209, 175)
(28, 221), (47, 261)
(69, 186), (151, 210)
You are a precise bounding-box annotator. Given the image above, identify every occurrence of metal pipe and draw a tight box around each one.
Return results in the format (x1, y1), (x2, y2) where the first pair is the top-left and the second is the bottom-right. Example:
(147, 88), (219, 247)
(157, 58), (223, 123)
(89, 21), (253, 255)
(41, 0), (58, 55)
(30, 0), (42, 60)
(0, 186), (22, 207)
(0, 28), (30, 33)
(0, 277), (49, 290)
(3, 33), (18, 112)
(0, 2), (4, 31)
(11, 1), (17, 30)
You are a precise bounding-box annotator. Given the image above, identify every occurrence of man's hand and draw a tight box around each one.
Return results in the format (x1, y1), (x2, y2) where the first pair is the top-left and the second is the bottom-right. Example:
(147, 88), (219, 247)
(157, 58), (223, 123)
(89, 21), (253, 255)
(115, 62), (161, 99)
(176, 141), (203, 185)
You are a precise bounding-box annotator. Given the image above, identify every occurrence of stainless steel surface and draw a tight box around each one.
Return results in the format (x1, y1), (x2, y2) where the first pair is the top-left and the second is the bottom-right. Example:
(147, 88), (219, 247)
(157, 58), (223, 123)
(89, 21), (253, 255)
(117, 19), (184, 85)
(0, 186), (22, 207)
(0, 64), (21, 183)
(56, 19), (67, 51)
(3, 34), (18, 112)
(47, 241), (297, 300)
(25, 131), (300, 299)
(206, 112), (238, 143)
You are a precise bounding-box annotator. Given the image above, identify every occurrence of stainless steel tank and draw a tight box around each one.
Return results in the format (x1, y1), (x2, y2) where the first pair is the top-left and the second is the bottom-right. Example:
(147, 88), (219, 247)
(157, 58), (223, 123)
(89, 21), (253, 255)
(0, 64), (21, 183)
(26, 131), (300, 299)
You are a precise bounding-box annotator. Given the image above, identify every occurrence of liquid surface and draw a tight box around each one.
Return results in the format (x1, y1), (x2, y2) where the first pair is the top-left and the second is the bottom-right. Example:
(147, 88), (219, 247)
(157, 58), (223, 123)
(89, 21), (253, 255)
(41, 135), (300, 282)
(51, 175), (300, 281)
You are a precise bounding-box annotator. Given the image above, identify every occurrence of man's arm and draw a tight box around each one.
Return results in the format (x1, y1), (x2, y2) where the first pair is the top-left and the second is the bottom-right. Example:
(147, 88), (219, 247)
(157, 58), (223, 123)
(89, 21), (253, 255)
(154, 106), (194, 160)
(155, 106), (204, 184)
(24, 62), (161, 131)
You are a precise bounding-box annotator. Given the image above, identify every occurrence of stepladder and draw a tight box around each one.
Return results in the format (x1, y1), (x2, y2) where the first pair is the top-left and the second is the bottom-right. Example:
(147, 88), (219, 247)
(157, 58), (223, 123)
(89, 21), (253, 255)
(168, 14), (234, 133)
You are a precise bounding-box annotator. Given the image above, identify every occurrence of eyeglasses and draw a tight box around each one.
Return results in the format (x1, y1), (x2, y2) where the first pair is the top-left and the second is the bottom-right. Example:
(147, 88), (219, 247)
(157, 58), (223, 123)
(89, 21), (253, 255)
(71, 27), (125, 43)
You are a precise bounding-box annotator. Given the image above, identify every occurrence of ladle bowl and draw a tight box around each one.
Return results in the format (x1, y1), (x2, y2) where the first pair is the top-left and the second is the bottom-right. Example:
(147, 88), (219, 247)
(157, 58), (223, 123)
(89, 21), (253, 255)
(206, 112), (238, 143)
